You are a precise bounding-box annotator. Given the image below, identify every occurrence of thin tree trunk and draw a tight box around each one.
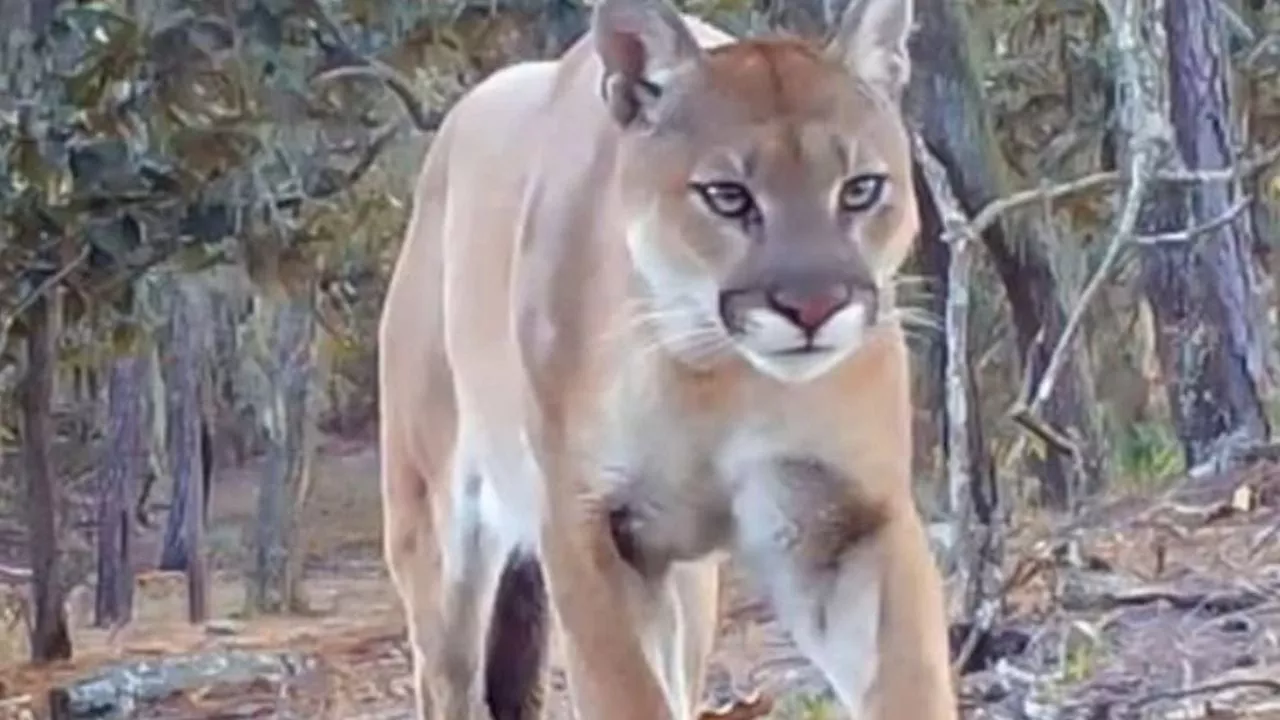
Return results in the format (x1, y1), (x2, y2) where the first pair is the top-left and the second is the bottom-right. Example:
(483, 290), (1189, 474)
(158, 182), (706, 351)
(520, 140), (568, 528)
(907, 0), (1106, 509)
(28, 0), (54, 32)
(247, 289), (316, 614)
(93, 352), (144, 627)
(155, 280), (208, 622)
(22, 294), (72, 661)
(1139, 0), (1271, 469)
(911, 163), (997, 524)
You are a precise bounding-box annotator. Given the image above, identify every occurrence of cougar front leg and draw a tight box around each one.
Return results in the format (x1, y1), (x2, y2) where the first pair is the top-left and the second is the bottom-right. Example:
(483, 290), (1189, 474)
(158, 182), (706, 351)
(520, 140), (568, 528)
(611, 514), (723, 718)
(733, 459), (956, 719)
(534, 466), (676, 720)
(386, 448), (510, 720)
(862, 511), (956, 719)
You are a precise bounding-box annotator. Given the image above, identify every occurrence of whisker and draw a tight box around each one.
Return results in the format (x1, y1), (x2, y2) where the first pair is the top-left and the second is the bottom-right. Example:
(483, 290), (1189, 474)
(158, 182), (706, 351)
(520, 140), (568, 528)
(598, 303), (705, 345)
(635, 323), (733, 363)
(888, 306), (943, 334)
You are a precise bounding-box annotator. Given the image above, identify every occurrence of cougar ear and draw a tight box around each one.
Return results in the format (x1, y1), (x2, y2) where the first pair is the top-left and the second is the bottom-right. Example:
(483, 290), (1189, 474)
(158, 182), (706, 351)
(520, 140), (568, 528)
(592, 0), (703, 127)
(825, 0), (914, 99)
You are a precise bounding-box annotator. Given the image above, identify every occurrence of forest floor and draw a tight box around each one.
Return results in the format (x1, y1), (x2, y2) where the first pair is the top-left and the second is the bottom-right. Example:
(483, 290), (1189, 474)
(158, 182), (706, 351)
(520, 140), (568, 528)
(2, 437), (1280, 719)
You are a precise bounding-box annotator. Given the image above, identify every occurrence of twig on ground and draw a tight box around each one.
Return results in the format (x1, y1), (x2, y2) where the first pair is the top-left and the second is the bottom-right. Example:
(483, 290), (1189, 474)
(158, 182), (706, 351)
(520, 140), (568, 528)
(1248, 514), (1280, 559)
(1119, 672), (1280, 714)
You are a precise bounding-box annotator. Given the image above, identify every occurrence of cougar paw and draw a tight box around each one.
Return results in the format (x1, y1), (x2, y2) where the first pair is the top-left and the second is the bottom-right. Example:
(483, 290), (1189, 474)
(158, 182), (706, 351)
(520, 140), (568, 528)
(697, 690), (773, 720)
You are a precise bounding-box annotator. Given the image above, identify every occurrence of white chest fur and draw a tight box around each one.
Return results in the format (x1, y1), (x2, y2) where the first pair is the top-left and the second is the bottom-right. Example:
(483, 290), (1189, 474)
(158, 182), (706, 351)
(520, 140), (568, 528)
(594, 389), (885, 714)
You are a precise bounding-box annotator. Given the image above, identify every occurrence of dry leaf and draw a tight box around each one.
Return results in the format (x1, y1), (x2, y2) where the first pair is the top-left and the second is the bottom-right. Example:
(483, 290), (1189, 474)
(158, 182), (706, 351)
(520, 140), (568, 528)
(1231, 484), (1256, 513)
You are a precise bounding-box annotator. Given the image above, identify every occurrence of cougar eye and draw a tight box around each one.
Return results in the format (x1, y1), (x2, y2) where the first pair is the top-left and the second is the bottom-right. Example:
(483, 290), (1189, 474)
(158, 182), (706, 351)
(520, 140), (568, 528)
(838, 173), (888, 213)
(691, 181), (756, 219)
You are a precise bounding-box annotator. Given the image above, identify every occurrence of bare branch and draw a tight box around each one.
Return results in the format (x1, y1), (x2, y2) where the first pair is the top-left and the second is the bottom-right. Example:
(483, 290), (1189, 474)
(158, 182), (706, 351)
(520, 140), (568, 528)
(913, 134), (1006, 677)
(1242, 32), (1280, 70)
(310, 66), (445, 133)
(302, 0), (443, 133)
(965, 141), (1280, 241)
(1003, 0), (1280, 467)
(1216, 0), (1256, 45)
(0, 244), (92, 359)
(304, 121), (402, 200)
(1134, 195), (1252, 244)
(1010, 410), (1078, 456)
(0, 563), (32, 583)
(912, 134), (974, 525)
(1003, 0), (1171, 474)
(1019, 148), (1156, 421)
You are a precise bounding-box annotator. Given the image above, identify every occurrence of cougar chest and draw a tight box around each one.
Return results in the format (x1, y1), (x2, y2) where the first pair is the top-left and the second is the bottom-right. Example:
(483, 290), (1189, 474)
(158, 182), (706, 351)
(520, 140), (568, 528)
(591, 373), (738, 574)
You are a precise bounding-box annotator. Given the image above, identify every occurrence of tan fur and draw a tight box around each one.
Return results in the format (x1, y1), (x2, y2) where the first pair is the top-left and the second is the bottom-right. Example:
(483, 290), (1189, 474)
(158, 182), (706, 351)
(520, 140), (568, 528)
(377, 0), (957, 718)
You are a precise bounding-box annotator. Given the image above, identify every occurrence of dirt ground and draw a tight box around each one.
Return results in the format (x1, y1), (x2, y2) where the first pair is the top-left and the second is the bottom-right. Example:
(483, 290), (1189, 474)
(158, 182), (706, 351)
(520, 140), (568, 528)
(0, 439), (837, 719)
(2, 439), (1280, 719)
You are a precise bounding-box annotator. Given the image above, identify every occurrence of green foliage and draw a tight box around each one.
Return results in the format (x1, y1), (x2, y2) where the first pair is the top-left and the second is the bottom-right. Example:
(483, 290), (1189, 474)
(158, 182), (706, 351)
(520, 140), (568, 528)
(1110, 420), (1182, 490)
(0, 0), (462, 369)
(769, 692), (842, 720)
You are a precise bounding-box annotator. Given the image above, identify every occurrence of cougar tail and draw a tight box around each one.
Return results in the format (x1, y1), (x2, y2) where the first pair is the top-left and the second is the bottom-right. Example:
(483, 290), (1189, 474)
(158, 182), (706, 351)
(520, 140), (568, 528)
(484, 550), (549, 720)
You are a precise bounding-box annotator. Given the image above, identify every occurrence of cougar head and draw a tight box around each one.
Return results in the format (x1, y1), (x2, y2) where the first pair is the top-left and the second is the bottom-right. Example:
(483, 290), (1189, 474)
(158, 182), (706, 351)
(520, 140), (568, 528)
(595, 0), (917, 383)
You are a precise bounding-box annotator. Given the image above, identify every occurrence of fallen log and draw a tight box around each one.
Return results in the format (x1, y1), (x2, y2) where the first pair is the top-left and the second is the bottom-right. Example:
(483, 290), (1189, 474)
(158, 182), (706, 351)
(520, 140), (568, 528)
(44, 648), (311, 719)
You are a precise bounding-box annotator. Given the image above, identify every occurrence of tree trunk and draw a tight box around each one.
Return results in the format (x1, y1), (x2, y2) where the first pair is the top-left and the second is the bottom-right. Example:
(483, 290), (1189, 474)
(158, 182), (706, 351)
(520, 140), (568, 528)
(155, 280), (208, 622)
(208, 286), (241, 468)
(93, 352), (144, 627)
(21, 294), (72, 662)
(246, 289), (317, 614)
(27, 0), (55, 32)
(1139, 0), (1271, 470)
(906, 0), (1105, 509)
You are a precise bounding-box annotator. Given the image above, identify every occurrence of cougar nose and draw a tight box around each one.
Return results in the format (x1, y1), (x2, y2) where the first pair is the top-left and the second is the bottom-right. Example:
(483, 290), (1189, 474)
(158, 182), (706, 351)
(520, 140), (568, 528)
(768, 283), (852, 333)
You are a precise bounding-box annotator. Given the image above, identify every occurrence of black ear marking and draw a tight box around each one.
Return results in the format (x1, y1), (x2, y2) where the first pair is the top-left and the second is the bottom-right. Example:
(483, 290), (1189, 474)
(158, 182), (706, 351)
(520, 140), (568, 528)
(601, 72), (664, 127)
(592, 0), (701, 127)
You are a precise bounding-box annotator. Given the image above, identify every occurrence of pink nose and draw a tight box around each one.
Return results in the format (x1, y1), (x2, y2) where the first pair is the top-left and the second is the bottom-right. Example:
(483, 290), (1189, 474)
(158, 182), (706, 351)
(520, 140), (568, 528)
(768, 284), (852, 332)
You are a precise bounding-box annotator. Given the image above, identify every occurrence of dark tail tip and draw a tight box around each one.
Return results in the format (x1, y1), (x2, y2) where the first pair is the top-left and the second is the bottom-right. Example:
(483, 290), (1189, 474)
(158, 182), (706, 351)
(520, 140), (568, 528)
(484, 551), (549, 720)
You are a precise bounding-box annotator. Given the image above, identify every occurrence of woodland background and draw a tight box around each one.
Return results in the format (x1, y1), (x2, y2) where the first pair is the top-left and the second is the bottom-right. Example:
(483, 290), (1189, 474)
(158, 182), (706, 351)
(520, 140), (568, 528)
(1, 0), (1279, 718)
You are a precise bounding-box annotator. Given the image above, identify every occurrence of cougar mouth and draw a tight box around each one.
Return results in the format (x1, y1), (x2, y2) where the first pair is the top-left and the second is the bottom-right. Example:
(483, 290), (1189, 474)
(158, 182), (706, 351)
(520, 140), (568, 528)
(770, 342), (836, 357)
